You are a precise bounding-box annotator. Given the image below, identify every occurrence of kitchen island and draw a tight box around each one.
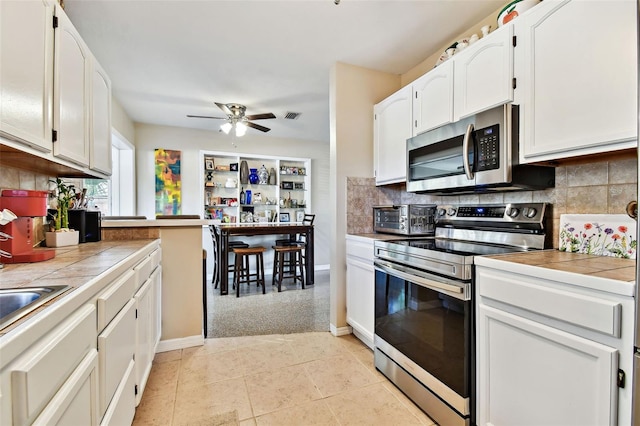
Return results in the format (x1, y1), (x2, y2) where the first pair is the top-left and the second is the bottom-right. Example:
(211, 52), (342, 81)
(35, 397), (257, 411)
(102, 218), (213, 350)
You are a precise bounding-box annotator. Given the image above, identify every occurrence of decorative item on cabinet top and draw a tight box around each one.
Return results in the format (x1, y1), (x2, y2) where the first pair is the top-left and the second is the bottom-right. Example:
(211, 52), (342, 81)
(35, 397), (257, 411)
(280, 166), (306, 175)
(497, 0), (541, 27)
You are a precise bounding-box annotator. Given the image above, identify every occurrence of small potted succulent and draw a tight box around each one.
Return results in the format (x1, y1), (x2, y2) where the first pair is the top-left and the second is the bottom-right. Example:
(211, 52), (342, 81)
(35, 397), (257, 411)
(46, 178), (79, 247)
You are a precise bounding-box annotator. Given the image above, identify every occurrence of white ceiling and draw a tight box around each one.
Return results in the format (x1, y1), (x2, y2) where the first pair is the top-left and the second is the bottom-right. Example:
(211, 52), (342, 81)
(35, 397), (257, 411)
(63, 0), (505, 143)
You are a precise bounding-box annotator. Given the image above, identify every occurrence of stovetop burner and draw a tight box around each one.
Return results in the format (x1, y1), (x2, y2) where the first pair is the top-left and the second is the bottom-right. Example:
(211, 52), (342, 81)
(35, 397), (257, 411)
(374, 202), (550, 280)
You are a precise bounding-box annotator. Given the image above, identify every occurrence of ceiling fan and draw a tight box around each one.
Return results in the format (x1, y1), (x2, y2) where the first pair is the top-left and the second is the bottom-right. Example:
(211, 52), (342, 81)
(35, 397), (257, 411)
(187, 102), (276, 136)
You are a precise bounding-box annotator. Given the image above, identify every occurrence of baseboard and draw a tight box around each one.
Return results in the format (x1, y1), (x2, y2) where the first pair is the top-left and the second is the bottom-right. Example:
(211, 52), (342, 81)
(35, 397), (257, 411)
(156, 334), (204, 352)
(352, 328), (374, 350)
(330, 324), (352, 337)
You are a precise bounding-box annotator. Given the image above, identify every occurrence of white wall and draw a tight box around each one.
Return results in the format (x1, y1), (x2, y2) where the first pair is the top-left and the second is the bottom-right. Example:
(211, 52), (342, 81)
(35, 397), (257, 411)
(329, 62), (400, 333)
(134, 122), (330, 271)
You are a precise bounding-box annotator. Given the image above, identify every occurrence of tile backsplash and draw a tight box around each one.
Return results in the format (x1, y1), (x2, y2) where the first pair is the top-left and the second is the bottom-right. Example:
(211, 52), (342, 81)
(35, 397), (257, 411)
(0, 166), (52, 192)
(346, 154), (638, 249)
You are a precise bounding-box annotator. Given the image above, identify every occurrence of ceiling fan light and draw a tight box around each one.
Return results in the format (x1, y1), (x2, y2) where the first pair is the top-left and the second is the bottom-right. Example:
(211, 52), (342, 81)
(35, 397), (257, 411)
(220, 122), (232, 134)
(235, 122), (247, 137)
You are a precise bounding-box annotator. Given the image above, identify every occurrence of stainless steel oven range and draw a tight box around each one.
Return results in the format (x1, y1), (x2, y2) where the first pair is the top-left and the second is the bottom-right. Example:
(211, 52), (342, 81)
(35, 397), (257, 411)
(373, 202), (549, 426)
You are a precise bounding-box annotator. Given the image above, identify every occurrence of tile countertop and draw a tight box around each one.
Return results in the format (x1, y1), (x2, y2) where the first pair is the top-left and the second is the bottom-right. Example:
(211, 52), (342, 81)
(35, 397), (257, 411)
(0, 239), (158, 335)
(102, 218), (214, 228)
(476, 250), (636, 297)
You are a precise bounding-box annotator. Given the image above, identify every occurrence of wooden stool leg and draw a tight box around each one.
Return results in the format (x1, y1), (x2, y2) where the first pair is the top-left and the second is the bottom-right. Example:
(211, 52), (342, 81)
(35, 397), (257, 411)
(299, 250), (305, 289)
(272, 251), (277, 288)
(234, 253), (241, 297)
(259, 253), (265, 294)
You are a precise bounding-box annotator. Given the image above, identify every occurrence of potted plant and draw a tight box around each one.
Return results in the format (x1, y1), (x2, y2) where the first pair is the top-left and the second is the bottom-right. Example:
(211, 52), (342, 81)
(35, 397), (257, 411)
(46, 178), (79, 247)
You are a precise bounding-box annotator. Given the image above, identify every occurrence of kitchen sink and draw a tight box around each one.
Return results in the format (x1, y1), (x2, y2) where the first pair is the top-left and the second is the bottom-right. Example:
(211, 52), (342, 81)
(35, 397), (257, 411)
(0, 285), (70, 330)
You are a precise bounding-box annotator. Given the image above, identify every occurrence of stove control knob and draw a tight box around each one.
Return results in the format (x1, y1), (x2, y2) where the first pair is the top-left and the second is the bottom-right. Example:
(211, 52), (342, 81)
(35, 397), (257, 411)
(437, 208), (447, 217)
(447, 208), (457, 216)
(507, 207), (520, 218)
(523, 207), (537, 218)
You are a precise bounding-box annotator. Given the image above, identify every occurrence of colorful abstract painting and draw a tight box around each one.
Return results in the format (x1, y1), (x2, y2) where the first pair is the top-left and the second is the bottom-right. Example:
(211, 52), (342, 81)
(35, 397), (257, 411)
(155, 149), (181, 216)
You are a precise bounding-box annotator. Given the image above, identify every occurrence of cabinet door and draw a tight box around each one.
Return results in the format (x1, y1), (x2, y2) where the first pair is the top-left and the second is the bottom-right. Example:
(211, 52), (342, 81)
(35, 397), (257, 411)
(134, 277), (153, 405)
(0, 0), (54, 152)
(373, 85), (412, 185)
(53, 7), (90, 167)
(517, 0), (637, 162)
(345, 239), (374, 350)
(97, 298), (135, 418)
(412, 60), (453, 135)
(89, 58), (112, 175)
(453, 25), (513, 120)
(477, 305), (618, 426)
(32, 349), (99, 426)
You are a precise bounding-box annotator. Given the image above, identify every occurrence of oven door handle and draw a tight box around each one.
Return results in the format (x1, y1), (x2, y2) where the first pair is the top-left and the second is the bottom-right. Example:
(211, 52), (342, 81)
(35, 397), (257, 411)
(374, 260), (467, 298)
(463, 123), (475, 180)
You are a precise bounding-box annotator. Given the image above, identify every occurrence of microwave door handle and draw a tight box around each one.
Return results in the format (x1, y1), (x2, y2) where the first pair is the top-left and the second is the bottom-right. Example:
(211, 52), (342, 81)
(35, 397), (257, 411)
(463, 123), (475, 180)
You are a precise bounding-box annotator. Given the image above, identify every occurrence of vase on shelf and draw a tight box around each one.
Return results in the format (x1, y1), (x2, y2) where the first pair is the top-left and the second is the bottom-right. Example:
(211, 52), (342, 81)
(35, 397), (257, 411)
(248, 168), (259, 184)
(268, 168), (277, 185)
(258, 164), (268, 184)
(239, 160), (249, 184)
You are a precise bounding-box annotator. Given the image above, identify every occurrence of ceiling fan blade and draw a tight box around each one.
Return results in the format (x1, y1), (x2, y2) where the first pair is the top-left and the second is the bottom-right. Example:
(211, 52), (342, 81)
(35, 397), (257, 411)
(187, 114), (227, 120)
(215, 102), (233, 116)
(245, 112), (276, 121)
(246, 121), (271, 132)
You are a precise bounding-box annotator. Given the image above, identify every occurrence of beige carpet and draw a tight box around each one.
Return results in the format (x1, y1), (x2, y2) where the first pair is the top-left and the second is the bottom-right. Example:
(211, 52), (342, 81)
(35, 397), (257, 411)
(185, 410), (239, 426)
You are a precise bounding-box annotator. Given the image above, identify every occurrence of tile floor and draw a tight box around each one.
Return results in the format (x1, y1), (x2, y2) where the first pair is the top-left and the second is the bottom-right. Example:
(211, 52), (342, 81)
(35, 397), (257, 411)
(133, 332), (436, 426)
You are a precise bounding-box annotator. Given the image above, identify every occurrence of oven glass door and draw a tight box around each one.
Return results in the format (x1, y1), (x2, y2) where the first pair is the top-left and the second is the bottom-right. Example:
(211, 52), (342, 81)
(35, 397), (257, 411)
(374, 265), (471, 398)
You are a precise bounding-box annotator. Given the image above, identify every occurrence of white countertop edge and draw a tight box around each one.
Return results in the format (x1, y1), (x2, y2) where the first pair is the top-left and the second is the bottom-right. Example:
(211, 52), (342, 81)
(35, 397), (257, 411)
(102, 219), (215, 228)
(475, 256), (635, 297)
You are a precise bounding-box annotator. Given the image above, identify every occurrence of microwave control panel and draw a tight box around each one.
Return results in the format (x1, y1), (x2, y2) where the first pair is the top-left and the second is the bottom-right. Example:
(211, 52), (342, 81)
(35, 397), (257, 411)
(476, 124), (499, 171)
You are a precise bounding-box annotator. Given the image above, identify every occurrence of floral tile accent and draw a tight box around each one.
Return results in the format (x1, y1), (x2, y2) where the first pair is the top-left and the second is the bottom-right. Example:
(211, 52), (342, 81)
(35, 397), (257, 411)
(559, 214), (637, 259)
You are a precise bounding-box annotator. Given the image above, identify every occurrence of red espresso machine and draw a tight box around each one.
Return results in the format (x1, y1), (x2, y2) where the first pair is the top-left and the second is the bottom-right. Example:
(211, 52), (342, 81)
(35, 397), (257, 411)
(0, 190), (55, 263)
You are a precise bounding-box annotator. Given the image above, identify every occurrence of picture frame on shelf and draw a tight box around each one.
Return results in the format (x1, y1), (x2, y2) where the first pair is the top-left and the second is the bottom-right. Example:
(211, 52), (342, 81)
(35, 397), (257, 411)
(296, 210), (305, 222)
(230, 162), (238, 171)
(294, 182), (304, 190)
(205, 159), (215, 170)
(281, 181), (294, 190)
(298, 167), (306, 176)
(280, 212), (290, 223)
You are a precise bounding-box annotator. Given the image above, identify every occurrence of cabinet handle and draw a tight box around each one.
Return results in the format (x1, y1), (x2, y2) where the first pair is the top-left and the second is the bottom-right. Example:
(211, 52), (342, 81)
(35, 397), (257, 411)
(463, 123), (474, 180)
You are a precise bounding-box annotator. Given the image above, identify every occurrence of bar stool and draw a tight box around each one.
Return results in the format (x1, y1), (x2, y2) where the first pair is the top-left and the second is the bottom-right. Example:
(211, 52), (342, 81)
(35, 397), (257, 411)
(272, 245), (305, 292)
(232, 246), (266, 297)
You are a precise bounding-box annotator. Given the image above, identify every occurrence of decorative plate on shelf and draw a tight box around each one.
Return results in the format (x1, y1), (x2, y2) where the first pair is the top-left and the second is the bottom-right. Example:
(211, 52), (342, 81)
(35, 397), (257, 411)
(559, 214), (637, 259)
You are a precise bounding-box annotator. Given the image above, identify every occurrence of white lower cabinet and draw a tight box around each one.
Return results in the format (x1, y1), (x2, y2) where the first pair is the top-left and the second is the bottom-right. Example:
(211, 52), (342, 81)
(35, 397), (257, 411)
(100, 360), (135, 426)
(134, 272), (154, 404)
(11, 304), (98, 426)
(345, 236), (375, 349)
(478, 305), (618, 425)
(475, 261), (633, 426)
(97, 299), (136, 418)
(33, 349), (99, 426)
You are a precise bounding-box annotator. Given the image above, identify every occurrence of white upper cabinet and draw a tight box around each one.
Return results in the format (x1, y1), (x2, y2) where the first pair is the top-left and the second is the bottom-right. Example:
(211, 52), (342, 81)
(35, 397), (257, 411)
(516, 0), (638, 162)
(453, 24), (514, 120)
(0, 0), (54, 152)
(53, 6), (91, 167)
(413, 60), (454, 135)
(89, 58), (112, 175)
(373, 85), (413, 185)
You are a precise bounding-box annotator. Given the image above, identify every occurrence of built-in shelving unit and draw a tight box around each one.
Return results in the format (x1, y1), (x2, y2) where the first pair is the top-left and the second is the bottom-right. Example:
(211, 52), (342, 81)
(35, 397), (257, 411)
(200, 151), (311, 224)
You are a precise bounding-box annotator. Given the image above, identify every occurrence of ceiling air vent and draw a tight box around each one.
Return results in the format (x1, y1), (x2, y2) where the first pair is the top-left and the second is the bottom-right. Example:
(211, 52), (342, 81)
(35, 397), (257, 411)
(284, 112), (302, 120)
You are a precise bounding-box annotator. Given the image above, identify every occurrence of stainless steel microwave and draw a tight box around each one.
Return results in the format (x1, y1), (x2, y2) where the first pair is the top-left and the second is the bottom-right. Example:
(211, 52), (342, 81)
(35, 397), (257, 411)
(406, 104), (555, 194)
